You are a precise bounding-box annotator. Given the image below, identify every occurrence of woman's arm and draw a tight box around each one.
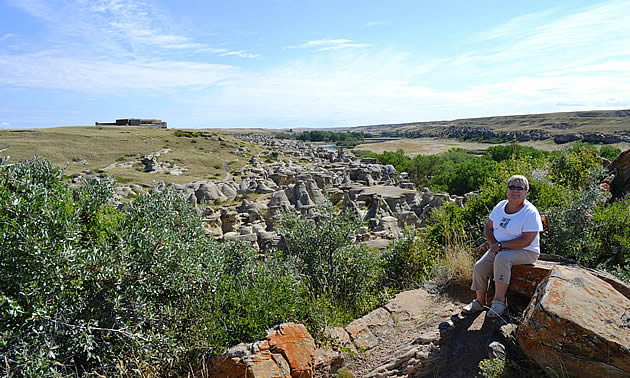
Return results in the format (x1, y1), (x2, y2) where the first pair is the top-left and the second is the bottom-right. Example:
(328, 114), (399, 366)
(500, 232), (537, 250)
(485, 220), (501, 253)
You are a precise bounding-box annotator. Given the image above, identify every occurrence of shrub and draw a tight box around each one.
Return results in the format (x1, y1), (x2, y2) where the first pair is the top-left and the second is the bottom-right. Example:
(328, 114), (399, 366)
(382, 227), (440, 289)
(431, 157), (498, 195)
(550, 147), (602, 190)
(276, 209), (386, 319)
(485, 144), (548, 162)
(0, 157), (311, 376)
(584, 196), (630, 268)
(479, 357), (505, 378)
(599, 145), (621, 161)
(541, 167), (610, 259)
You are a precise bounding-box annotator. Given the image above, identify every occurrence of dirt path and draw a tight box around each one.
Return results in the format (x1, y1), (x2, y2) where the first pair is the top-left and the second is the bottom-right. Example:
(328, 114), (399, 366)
(342, 285), (517, 377)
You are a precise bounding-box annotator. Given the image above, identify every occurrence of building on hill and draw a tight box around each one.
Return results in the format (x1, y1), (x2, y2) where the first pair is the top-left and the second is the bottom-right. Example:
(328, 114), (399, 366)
(95, 118), (167, 128)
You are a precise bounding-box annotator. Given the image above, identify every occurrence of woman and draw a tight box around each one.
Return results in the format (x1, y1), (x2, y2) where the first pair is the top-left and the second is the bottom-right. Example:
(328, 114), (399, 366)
(462, 175), (543, 318)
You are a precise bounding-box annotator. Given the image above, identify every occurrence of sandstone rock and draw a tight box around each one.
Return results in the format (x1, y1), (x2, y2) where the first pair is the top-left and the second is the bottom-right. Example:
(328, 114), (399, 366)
(384, 288), (432, 325)
(609, 148), (630, 198)
(269, 190), (293, 209)
(217, 182), (237, 200)
(324, 327), (357, 354)
(510, 260), (630, 301)
(305, 180), (328, 206)
(205, 340), (291, 377)
(256, 182), (275, 194)
(266, 323), (316, 377)
(373, 216), (400, 239)
(365, 341), (439, 378)
(196, 182), (226, 203)
(509, 260), (558, 297)
(518, 265), (630, 377)
(345, 308), (394, 351)
(313, 349), (344, 377)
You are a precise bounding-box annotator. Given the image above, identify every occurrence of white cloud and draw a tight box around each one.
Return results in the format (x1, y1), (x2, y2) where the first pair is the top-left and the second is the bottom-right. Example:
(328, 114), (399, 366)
(466, 0), (630, 69)
(289, 39), (369, 51)
(7, 0), (258, 58)
(220, 51), (260, 59)
(0, 53), (238, 92)
(0, 122), (9, 127)
(0, 34), (14, 42)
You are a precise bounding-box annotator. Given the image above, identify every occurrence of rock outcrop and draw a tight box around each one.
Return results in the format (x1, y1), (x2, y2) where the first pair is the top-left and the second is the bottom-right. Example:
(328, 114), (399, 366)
(205, 323), (318, 378)
(608, 148), (630, 198)
(518, 266), (630, 377)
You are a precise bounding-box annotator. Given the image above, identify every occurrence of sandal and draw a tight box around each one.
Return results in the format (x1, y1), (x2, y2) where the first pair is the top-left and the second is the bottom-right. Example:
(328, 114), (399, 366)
(487, 299), (506, 318)
(462, 299), (485, 315)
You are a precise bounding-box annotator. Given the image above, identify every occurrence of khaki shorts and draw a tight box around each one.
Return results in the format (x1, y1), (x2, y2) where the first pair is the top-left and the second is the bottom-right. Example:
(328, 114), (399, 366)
(471, 249), (539, 291)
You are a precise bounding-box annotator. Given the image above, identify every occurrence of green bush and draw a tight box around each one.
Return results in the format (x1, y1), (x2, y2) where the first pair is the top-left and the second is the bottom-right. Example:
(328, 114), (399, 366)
(0, 157), (311, 376)
(584, 196), (630, 268)
(599, 145), (621, 161)
(485, 144), (548, 162)
(276, 209), (386, 320)
(541, 167), (610, 260)
(431, 157), (498, 195)
(550, 147), (602, 190)
(382, 227), (440, 288)
(479, 357), (505, 378)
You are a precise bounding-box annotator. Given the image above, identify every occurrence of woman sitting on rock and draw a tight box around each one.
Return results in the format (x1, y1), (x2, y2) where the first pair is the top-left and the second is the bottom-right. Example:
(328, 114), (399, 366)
(462, 175), (543, 318)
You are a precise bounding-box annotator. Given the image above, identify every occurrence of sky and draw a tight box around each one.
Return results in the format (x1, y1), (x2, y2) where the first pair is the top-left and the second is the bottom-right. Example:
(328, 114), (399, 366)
(1, 0), (629, 129)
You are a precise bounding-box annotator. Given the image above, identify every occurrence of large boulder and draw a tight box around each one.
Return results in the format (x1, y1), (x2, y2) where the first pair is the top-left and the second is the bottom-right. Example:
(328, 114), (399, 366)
(518, 265), (630, 377)
(266, 323), (316, 377)
(205, 340), (291, 377)
(195, 182), (225, 203)
(205, 323), (315, 378)
(609, 148), (630, 198)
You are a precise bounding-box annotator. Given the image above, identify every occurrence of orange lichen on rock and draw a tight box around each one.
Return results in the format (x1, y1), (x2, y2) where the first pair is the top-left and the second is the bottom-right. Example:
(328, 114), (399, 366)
(518, 265), (630, 378)
(266, 323), (316, 378)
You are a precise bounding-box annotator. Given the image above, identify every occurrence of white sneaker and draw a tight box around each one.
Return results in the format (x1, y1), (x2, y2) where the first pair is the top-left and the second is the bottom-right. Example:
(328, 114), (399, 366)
(462, 299), (485, 315)
(487, 300), (506, 318)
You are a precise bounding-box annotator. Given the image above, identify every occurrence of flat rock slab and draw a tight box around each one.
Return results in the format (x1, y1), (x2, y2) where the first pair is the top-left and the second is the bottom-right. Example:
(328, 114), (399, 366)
(384, 288), (433, 325)
(510, 260), (558, 297)
(510, 260), (630, 300)
(518, 265), (630, 377)
(345, 307), (394, 351)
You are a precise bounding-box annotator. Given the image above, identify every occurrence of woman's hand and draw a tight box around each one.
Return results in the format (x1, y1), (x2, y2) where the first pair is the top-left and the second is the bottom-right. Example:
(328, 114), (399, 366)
(490, 242), (501, 254)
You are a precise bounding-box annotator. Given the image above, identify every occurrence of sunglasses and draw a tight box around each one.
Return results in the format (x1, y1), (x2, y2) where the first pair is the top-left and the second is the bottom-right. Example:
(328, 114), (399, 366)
(508, 185), (526, 191)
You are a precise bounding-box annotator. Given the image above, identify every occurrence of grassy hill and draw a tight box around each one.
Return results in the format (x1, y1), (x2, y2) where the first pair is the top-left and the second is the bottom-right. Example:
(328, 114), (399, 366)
(347, 109), (630, 135)
(0, 126), (263, 185)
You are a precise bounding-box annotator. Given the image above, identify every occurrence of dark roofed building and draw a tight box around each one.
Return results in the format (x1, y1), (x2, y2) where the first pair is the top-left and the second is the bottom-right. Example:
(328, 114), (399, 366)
(95, 118), (167, 128)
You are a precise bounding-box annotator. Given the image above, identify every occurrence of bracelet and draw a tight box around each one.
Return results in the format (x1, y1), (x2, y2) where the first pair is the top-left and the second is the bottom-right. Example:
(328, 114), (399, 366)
(497, 241), (503, 250)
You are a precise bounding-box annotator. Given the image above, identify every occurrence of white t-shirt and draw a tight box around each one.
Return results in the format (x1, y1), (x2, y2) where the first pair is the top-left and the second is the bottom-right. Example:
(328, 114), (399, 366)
(489, 199), (543, 253)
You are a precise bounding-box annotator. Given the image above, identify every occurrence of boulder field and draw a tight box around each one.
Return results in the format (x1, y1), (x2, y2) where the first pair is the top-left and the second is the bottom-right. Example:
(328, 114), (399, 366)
(113, 135), (471, 252)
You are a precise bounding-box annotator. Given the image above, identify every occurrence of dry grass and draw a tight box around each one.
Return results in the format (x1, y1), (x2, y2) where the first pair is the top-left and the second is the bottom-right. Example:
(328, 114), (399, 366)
(353, 137), (630, 156)
(353, 138), (495, 156)
(0, 126), (265, 186)
(433, 242), (477, 289)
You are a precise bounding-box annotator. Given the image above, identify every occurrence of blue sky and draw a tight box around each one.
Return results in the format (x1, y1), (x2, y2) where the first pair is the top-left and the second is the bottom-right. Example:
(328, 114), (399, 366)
(1, 0), (629, 129)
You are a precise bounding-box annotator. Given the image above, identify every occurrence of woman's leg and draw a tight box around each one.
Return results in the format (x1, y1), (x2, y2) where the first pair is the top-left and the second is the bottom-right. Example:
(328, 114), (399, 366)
(471, 250), (495, 306)
(492, 249), (539, 302)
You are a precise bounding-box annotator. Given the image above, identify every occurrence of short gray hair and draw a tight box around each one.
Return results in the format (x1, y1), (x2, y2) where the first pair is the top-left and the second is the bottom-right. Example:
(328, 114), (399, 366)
(507, 175), (529, 191)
